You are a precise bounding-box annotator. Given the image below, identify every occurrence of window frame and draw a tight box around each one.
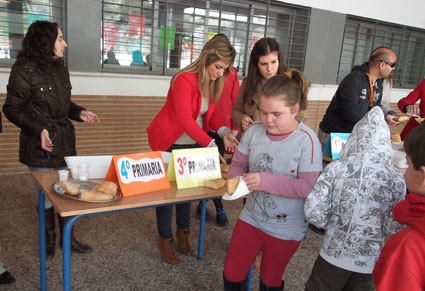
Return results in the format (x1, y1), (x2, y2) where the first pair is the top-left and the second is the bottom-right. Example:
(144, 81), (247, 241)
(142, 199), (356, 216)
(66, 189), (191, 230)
(338, 15), (425, 89)
(101, 0), (310, 77)
(0, 0), (66, 66)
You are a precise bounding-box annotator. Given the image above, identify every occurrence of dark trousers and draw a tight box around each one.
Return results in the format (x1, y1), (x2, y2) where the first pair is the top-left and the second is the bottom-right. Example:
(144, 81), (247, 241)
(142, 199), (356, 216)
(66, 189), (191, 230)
(206, 131), (225, 210)
(156, 143), (200, 238)
(305, 255), (375, 291)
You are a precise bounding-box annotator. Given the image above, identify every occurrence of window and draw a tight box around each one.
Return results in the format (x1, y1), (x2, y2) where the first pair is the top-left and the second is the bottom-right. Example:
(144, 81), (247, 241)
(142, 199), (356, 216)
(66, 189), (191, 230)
(0, 0), (66, 65)
(338, 15), (425, 88)
(101, 0), (310, 76)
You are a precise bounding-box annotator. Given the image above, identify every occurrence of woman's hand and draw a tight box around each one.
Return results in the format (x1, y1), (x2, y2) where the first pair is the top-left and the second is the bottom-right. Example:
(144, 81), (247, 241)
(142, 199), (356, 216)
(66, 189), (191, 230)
(243, 172), (261, 191)
(407, 104), (421, 116)
(40, 129), (53, 152)
(223, 131), (239, 153)
(80, 110), (100, 125)
(241, 116), (254, 131)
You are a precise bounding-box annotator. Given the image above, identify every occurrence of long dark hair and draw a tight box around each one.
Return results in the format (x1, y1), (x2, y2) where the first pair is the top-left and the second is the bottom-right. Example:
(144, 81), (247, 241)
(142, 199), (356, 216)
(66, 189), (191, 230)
(17, 21), (62, 68)
(244, 38), (286, 105)
(260, 68), (309, 112)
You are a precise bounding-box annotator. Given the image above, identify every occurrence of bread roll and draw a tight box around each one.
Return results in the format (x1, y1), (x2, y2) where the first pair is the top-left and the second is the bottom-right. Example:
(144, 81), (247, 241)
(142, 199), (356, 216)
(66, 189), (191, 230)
(204, 178), (226, 190)
(220, 164), (230, 173)
(221, 172), (228, 180)
(396, 116), (409, 122)
(80, 190), (113, 201)
(391, 134), (401, 143)
(60, 181), (81, 196)
(92, 181), (118, 196)
(227, 177), (240, 195)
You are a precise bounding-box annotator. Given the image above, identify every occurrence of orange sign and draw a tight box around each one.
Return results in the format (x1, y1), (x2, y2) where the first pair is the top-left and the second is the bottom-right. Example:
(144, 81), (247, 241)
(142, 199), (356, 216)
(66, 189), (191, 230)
(104, 152), (170, 197)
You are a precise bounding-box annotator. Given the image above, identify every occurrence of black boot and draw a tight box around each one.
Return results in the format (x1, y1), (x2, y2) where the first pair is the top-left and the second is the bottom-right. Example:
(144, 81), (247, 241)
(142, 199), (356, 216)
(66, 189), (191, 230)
(0, 271), (15, 284)
(259, 280), (285, 291)
(223, 273), (247, 291)
(37, 206), (56, 258)
(58, 216), (92, 253)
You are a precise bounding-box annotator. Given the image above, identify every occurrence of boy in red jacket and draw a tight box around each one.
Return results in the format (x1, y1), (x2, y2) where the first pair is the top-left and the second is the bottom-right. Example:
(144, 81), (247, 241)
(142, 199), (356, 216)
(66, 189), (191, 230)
(373, 122), (425, 290)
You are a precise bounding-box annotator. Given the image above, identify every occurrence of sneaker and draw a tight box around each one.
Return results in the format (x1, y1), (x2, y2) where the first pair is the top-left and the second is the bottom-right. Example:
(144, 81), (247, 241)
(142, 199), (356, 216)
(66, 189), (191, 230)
(216, 208), (229, 227)
(196, 203), (211, 222)
(0, 271), (15, 284)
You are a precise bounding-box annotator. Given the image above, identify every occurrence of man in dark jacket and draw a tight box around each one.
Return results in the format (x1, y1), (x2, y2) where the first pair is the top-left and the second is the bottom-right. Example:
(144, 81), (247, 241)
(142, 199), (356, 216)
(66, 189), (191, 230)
(318, 47), (397, 149)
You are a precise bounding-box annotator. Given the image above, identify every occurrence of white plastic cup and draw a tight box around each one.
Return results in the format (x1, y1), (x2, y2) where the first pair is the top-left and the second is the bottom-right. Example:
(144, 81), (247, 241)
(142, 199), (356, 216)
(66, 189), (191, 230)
(69, 166), (79, 180)
(58, 170), (69, 182)
(78, 164), (89, 181)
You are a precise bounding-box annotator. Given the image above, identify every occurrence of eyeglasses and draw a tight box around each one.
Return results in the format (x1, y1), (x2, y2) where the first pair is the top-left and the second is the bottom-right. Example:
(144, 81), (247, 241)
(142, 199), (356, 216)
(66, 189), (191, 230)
(379, 60), (396, 68)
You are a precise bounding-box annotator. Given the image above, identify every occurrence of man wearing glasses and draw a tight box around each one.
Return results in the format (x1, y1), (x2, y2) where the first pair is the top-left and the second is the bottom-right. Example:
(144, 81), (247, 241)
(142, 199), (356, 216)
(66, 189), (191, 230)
(318, 47), (398, 149)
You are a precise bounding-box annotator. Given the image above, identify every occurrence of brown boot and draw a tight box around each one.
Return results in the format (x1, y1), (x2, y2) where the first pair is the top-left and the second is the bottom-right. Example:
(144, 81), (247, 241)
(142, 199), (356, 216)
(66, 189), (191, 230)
(58, 216), (92, 253)
(158, 238), (181, 265)
(176, 227), (193, 255)
(37, 206), (56, 258)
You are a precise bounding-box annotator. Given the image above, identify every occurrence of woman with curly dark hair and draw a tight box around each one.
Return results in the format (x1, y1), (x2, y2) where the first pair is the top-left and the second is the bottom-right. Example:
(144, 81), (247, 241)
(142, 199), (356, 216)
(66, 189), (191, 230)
(3, 21), (100, 258)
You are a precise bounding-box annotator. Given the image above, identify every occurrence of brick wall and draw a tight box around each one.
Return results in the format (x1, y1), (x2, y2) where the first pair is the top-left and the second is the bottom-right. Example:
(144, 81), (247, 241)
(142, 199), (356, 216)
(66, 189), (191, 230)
(0, 94), (404, 176)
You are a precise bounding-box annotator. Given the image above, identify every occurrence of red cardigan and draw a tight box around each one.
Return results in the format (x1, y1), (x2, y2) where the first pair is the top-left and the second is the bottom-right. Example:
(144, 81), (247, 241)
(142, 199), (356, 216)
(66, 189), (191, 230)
(206, 67), (240, 131)
(147, 72), (225, 151)
(397, 78), (425, 140)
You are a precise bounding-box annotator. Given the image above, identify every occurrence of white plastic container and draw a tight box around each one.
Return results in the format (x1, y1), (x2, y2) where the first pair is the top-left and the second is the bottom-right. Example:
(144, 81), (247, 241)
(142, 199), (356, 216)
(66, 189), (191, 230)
(391, 143), (408, 169)
(64, 155), (112, 179)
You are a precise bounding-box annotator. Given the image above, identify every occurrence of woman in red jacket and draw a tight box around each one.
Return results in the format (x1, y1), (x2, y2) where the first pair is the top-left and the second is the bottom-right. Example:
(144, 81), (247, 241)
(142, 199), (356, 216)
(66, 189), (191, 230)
(147, 35), (238, 265)
(397, 78), (425, 140)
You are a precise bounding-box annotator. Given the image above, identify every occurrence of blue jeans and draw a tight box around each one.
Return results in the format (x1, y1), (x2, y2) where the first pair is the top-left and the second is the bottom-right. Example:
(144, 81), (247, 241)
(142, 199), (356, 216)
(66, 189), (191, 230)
(29, 166), (68, 209)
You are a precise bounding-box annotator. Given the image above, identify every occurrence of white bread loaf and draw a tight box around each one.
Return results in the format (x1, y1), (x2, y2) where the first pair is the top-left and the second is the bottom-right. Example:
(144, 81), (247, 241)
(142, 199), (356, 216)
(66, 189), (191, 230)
(227, 177), (240, 195)
(204, 178), (226, 190)
(92, 181), (118, 196)
(59, 181), (81, 196)
(80, 190), (113, 201)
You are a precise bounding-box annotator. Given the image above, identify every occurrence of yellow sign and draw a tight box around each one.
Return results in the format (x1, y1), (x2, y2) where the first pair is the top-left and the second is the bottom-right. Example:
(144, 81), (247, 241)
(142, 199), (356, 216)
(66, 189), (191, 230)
(168, 147), (221, 189)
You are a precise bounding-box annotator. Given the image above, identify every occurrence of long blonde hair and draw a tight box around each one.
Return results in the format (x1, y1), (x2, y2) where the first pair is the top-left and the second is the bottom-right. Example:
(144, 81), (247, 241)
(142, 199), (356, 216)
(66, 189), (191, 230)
(171, 34), (236, 102)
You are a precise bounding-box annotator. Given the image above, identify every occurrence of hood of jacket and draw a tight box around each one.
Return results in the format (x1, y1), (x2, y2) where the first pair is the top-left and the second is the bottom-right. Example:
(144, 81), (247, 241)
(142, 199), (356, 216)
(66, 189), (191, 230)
(394, 194), (425, 240)
(351, 62), (370, 74)
(339, 106), (392, 163)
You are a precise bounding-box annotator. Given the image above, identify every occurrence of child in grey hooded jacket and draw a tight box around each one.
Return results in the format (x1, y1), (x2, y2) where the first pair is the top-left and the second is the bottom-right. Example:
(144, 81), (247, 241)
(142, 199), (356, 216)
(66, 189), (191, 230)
(304, 106), (406, 291)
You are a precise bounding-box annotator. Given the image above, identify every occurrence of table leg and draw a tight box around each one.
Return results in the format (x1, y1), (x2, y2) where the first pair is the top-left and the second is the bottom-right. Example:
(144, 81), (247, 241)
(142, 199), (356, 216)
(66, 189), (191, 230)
(197, 199), (207, 259)
(246, 264), (253, 291)
(62, 215), (78, 291)
(38, 190), (47, 291)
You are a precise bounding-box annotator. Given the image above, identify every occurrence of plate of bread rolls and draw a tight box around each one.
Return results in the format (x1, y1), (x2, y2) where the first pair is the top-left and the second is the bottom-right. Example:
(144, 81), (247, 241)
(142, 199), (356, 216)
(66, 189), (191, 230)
(53, 180), (121, 203)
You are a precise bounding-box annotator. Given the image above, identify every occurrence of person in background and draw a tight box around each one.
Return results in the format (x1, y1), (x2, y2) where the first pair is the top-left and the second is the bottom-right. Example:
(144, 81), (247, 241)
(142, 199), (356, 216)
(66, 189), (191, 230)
(304, 107), (406, 291)
(3, 21), (100, 258)
(373, 121), (425, 290)
(0, 113), (15, 285)
(371, 47), (400, 126)
(147, 35), (238, 265)
(196, 34), (240, 227)
(0, 242), (15, 285)
(104, 48), (120, 65)
(397, 78), (425, 140)
(318, 47), (397, 149)
(131, 50), (145, 66)
(223, 71), (322, 290)
(232, 37), (286, 139)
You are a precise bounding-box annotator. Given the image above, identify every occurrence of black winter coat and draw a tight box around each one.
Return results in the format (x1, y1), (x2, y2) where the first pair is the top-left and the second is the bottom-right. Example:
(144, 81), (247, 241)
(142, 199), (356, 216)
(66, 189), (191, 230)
(3, 59), (85, 168)
(319, 62), (384, 134)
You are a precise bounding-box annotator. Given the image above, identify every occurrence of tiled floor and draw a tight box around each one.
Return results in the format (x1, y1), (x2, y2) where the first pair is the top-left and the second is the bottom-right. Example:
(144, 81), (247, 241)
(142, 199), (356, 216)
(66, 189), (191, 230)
(0, 174), (322, 290)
